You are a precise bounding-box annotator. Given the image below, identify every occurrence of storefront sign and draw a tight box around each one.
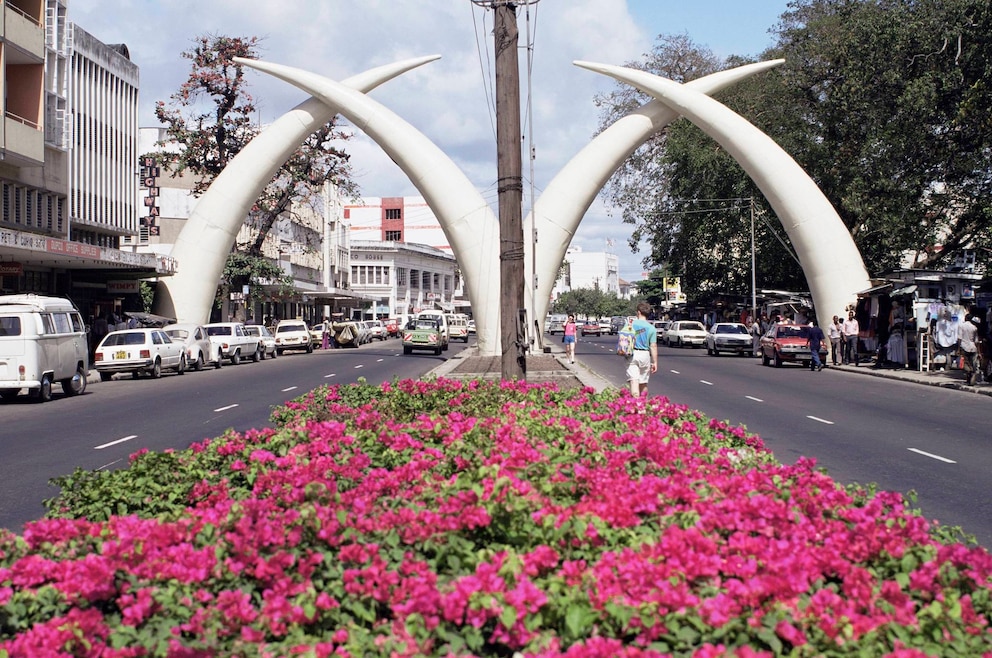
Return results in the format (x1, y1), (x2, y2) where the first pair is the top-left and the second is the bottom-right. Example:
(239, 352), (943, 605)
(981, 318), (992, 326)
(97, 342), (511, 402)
(46, 239), (101, 259)
(0, 262), (23, 275)
(107, 280), (139, 294)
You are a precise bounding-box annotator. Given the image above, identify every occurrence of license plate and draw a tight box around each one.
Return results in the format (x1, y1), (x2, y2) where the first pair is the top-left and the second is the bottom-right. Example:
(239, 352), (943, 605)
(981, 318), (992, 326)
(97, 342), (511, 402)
(115, 350), (127, 360)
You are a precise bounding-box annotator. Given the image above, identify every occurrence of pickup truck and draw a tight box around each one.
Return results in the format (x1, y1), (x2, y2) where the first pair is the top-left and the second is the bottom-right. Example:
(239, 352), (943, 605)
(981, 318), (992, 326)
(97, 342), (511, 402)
(402, 317), (446, 355)
(204, 322), (261, 365)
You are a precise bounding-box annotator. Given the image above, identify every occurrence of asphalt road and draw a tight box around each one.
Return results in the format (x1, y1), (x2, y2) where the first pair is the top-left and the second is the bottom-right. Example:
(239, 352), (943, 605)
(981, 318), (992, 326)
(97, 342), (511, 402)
(571, 333), (992, 548)
(0, 338), (468, 533)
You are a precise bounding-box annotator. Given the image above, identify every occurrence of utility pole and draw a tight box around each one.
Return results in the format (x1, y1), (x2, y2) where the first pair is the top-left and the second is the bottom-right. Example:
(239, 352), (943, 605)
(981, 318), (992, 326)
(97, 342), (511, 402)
(491, 0), (526, 379)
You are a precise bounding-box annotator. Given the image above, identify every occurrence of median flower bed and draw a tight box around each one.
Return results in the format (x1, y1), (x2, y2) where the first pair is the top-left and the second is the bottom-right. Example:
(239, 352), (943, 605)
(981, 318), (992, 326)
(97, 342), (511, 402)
(1, 378), (990, 656)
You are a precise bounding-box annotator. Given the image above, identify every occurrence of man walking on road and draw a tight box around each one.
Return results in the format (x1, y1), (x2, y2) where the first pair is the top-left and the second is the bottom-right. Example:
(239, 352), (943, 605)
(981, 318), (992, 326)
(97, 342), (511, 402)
(806, 319), (826, 371)
(626, 301), (658, 397)
(842, 311), (860, 365)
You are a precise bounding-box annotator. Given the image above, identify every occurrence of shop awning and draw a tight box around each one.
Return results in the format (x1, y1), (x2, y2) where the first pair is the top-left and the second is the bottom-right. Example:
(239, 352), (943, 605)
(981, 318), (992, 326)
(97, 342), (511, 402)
(856, 283), (893, 296)
(891, 284), (918, 297)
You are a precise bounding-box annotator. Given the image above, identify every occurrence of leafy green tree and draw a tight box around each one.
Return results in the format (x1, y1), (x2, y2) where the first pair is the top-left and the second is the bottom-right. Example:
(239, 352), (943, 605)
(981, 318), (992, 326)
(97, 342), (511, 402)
(551, 288), (632, 319)
(152, 34), (359, 306)
(597, 1), (992, 297)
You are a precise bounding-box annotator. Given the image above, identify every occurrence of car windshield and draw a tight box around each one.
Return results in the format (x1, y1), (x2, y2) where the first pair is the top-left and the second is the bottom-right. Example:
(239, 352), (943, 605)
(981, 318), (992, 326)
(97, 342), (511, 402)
(777, 325), (808, 338)
(682, 322), (705, 331)
(165, 329), (189, 340)
(415, 320), (439, 329)
(716, 325), (748, 334)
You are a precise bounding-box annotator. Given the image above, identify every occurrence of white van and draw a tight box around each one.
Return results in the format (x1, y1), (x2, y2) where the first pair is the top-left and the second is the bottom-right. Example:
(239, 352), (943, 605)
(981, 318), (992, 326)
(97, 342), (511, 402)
(0, 294), (89, 402)
(445, 313), (470, 343)
(416, 310), (449, 351)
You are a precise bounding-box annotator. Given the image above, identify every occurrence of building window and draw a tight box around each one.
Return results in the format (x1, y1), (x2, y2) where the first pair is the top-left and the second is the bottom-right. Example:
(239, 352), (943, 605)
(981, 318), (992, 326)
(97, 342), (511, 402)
(385, 208), (402, 220)
(385, 230), (402, 241)
(397, 268), (406, 286)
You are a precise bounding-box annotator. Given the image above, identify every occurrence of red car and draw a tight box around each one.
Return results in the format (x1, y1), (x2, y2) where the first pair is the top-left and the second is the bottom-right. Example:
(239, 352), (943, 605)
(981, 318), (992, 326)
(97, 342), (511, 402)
(384, 318), (399, 338)
(758, 321), (828, 367)
(580, 321), (602, 336)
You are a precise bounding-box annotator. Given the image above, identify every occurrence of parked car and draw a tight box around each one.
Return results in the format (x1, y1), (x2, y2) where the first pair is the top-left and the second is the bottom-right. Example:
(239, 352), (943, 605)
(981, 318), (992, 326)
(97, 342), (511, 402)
(446, 314), (470, 343)
(609, 316), (626, 335)
(653, 320), (670, 342)
(244, 325), (277, 359)
(353, 321), (372, 345)
(467, 319), (476, 334)
(205, 322), (261, 365)
(308, 321), (330, 345)
(366, 319), (387, 341)
(705, 322), (753, 356)
(663, 320), (708, 348)
(403, 316), (446, 355)
(165, 323), (224, 370)
(94, 328), (186, 380)
(274, 320), (313, 354)
(580, 321), (602, 336)
(759, 321), (828, 367)
(385, 318), (400, 338)
(0, 294), (89, 402)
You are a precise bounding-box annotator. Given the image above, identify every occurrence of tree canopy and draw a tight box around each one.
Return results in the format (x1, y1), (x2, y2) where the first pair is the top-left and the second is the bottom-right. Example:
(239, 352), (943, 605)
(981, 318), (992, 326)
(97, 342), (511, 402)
(597, 0), (992, 300)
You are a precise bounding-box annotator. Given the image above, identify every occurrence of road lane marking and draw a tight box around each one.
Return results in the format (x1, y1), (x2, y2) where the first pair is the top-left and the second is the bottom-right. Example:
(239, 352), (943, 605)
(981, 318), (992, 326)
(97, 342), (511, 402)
(377, 358), (384, 362)
(908, 448), (956, 464)
(807, 415), (834, 425)
(214, 403), (239, 412)
(700, 380), (713, 386)
(354, 364), (364, 369)
(324, 373), (336, 378)
(281, 386), (297, 392)
(669, 369), (680, 374)
(745, 395), (764, 402)
(95, 435), (138, 450)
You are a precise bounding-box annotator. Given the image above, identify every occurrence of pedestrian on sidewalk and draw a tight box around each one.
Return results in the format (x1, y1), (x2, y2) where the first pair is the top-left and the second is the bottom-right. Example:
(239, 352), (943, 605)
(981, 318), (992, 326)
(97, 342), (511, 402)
(563, 315), (577, 364)
(958, 315), (981, 386)
(842, 310), (860, 365)
(751, 315), (763, 357)
(806, 319), (826, 371)
(828, 314), (843, 365)
(625, 302), (658, 396)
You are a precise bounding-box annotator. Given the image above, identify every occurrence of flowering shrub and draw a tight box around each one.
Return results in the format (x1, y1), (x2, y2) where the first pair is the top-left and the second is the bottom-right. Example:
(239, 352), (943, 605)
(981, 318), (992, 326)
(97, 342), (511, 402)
(2, 378), (990, 657)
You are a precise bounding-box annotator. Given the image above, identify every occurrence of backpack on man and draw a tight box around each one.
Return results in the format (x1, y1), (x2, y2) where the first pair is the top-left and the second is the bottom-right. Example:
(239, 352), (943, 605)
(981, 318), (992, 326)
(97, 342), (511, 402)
(616, 318), (636, 357)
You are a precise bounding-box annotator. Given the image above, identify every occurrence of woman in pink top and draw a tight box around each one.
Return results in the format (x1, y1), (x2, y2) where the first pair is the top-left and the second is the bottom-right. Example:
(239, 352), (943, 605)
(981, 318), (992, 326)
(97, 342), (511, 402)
(563, 315), (577, 363)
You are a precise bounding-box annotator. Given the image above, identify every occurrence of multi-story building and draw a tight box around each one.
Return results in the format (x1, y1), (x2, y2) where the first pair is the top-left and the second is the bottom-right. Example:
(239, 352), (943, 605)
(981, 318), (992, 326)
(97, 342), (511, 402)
(550, 246), (619, 300)
(0, 1), (173, 321)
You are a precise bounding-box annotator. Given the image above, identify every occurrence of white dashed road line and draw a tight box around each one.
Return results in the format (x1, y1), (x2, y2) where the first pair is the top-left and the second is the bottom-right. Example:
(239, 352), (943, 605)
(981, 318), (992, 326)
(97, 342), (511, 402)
(807, 415), (834, 425)
(214, 403), (239, 412)
(908, 448), (956, 464)
(700, 380), (713, 386)
(281, 386), (297, 392)
(669, 369), (680, 375)
(745, 395), (764, 402)
(324, 373), (336, 378)
(94, 435), (138, 450)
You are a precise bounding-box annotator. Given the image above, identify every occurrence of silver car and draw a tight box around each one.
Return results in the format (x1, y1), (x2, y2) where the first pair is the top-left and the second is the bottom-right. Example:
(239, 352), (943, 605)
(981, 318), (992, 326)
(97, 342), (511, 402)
(705, 322), (753, 356)
(165, 323), (224, 370)
(244, 325), (277, 359)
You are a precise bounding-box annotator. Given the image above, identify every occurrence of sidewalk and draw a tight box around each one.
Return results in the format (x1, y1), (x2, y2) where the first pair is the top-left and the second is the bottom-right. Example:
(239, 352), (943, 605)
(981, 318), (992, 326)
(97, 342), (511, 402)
(826, 358), (992, 397)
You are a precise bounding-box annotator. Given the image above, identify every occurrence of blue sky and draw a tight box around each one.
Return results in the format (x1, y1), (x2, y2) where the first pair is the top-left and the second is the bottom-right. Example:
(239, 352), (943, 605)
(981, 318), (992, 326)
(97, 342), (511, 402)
(71, 0), (793, 282)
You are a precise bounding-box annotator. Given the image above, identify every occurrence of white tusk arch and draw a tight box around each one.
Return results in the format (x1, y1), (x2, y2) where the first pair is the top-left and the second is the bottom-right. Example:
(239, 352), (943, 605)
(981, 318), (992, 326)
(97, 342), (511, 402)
(527, 60), (785, 328)
(153, 55), (441, 326)
(573, 61), (870, 329)
(233, 57), (502, 356)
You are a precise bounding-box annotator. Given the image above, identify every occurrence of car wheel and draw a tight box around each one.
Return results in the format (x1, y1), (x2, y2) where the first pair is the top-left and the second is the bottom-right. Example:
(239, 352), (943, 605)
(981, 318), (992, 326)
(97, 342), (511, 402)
(270, 347), (277, 359)
(150, 359), (162, 378)
(774, 352), (783, 368)
(33, 374), (53, 403)
(193, 353), (204, 371)
(677, 338), (683, 348)
(251, 347), (261, 363)
(215, 351), (224, 369)
(276, 348), (284, 356)
(176, 354), (186, 376)
(100, 371), (113, 382)
(762, 352), (770, 367)
(435, 346), (442, 356)
(306, 343), (313, 353)
(231, 350), (241, 366)
(403, 346), (412, 355)
(61, 365), (87, 396)
(442, 341), (449, 351)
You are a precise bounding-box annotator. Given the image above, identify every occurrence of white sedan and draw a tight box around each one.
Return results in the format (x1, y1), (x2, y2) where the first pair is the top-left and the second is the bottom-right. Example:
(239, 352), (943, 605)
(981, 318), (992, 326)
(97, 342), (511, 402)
(663, 320), (708, 348)
(705, 322), (753, 356)
(165, 323), (224, 370)
(94, 328), (186, 380)
(244, 325), (277, 359)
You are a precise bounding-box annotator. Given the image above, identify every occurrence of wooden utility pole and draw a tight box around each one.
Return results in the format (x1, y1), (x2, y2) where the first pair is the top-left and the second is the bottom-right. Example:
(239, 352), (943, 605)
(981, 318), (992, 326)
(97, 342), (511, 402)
(493, 1), (526, 380)
(468, 0), (529, 379)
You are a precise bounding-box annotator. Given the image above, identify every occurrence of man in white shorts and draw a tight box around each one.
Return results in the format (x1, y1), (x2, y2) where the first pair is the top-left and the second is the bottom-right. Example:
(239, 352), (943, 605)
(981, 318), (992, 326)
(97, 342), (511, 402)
(625, 301), (658, 396)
